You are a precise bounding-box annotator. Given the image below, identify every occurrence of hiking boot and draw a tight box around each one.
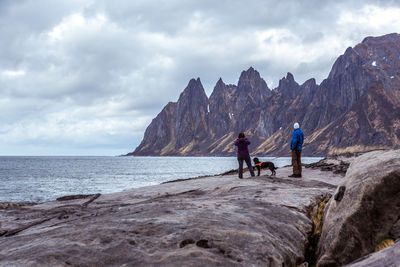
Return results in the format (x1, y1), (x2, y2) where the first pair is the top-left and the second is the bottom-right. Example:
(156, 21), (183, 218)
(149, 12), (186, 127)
(288, 174), (301, 178)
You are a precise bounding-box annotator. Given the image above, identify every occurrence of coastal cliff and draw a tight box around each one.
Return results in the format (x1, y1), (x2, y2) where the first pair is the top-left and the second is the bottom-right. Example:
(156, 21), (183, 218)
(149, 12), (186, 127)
(1, 150), (399, 266)
(130, 33), (400, 156)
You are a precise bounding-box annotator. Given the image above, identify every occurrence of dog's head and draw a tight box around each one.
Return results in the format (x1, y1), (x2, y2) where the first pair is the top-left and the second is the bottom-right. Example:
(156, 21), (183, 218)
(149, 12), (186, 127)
(253, 157), (260, 163)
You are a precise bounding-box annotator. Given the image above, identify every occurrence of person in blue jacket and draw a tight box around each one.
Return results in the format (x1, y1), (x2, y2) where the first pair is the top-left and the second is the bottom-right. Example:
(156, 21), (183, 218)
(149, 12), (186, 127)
(288, 122), (304, 178)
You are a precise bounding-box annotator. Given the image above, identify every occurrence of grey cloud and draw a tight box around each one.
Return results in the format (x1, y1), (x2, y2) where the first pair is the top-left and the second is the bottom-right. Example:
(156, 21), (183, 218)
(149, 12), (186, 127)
(302, 32), (324, 44)
(0, 0), (399, 155)
(294, 58), (338, 85)
(92, 0), (371, 35)
(0, 0), (81, 32)
(0, 0), (81, 66)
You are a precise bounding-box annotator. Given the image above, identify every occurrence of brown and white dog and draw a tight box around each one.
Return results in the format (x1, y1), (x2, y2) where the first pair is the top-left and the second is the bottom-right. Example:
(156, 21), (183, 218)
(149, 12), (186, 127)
(253, 157), (277, 176)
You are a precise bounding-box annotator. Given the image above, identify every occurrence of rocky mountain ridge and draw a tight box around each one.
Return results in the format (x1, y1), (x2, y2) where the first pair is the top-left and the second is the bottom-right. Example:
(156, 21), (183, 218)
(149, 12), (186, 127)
(129, 33), (400, 156)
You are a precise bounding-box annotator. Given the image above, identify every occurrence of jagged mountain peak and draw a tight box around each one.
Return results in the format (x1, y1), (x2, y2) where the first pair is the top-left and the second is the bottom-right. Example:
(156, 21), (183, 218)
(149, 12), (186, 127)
(274, 72), (300, 98)
(131, 33), (400, 156)
(344, 46), (353, 55)
(216, 77), (225, 87)
(354, 32), (400, 59)
(302, 78), (317, 87)
(276, 72), (298, 88)
(186, 77), (202, 88)
(178, 77), (206, 100)
(173, 77), (209, 151)
(237, 66), (270, 99)
(361, 32), (400, 45)
(213, 77), (238, 91)
(327, 45), (362, 80)
(211, 78), (227, 95)
(244, 66), (256, 73)
(285, 72), (295, 81)
(238, 67), (261, 82)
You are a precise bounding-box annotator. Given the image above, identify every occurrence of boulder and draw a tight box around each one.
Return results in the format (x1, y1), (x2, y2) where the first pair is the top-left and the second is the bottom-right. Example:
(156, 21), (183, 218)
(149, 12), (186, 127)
(316, 150), (400, 266)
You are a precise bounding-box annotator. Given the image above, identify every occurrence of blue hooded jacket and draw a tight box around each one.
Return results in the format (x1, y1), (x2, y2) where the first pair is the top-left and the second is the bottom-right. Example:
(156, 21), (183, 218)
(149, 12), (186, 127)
(291, 128), (304, 150)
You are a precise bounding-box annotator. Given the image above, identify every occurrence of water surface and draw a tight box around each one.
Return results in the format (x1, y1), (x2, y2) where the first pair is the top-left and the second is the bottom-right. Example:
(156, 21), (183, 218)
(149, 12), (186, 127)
(0, 156), (323, 202)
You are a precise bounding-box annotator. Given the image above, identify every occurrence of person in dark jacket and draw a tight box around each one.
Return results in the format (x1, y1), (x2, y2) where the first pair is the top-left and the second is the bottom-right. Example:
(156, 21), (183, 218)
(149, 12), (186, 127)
(234, 132), (255, 179)
(288, 122), (304, 178)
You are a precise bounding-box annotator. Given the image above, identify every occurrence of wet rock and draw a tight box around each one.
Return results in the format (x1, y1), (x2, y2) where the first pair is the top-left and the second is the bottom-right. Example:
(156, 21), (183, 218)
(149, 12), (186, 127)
(305, 157), (351, 176)
(316, 150), (400, 266)
(56, 194), (95, 201)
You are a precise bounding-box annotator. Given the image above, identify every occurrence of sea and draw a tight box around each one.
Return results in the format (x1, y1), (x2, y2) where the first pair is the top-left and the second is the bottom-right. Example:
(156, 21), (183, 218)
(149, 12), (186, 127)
(0, 156), (323, 203)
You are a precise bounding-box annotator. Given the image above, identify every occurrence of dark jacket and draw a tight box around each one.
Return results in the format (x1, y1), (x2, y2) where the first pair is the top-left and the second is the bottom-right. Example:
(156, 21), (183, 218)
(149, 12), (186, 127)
(235, 138), (251, 157)
(291, 128), (304, 150)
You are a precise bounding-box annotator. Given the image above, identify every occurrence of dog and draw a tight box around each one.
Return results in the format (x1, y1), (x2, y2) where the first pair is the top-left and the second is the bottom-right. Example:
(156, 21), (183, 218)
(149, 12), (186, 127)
(253, 157), (277, 176)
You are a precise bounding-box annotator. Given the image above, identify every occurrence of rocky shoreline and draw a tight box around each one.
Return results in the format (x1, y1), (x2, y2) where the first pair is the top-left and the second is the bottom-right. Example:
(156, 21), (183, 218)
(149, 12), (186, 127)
(0, 150), (399, 266)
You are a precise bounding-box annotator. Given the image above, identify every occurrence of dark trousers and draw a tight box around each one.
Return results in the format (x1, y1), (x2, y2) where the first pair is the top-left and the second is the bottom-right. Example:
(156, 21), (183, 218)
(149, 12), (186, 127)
(237, 154), (255, 178)
(291, 149), (302, 175)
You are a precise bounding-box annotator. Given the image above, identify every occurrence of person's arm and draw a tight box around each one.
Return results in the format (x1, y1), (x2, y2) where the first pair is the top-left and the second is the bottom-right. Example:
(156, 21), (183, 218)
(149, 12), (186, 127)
(291, 132), (298, 150)
(300, 132), (304, 147)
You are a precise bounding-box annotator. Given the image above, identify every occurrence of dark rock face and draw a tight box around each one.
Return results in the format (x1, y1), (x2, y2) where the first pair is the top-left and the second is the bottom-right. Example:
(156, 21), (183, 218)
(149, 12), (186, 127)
(173, 78), (209, 153)
(127, 102), (176, 155)
(305, 80), (400, 155)
(208, 78), (238, 138)
(131, 78), (209, 156)
(131, 33), (400, 156)
(234, 67), (271, 134)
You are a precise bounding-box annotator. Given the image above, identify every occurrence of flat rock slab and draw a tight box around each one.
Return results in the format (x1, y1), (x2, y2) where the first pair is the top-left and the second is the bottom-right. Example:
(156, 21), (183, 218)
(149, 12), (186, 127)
(0, 166), (342, 266)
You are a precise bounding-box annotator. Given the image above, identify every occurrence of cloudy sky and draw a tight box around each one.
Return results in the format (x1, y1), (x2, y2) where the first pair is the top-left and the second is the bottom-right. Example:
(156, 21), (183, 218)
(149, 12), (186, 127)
(1, 0), (400, 155)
